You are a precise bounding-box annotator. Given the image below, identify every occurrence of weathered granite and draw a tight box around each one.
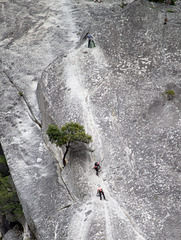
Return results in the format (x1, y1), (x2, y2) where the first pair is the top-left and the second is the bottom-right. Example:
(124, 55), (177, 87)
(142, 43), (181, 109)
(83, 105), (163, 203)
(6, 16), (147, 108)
(2, 229), (21, 240)
(1, 0), (181, 239)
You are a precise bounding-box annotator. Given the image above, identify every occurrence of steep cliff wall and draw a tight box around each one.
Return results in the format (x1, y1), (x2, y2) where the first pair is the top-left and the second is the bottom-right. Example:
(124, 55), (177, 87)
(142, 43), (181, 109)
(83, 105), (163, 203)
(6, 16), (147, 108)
(1, 0), (181, 239)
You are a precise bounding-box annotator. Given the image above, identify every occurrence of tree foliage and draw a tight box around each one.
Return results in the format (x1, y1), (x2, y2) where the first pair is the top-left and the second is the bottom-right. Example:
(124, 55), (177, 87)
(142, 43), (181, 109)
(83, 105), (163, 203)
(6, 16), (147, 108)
(0, 155), (9, 177)
(0, 155), (6, 164)
(0, 155), (23, 221)
(165, 89), (175, 100)
(0, 175), (21, 217)
(148, 0), (176, 4)
(46, 122), (92, 166)
(47, 122), (92, 146)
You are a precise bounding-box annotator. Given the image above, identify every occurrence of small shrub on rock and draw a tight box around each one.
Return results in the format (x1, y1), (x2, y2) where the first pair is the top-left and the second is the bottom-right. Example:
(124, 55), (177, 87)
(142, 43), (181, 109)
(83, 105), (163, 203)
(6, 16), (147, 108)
(120, 2), (127, 8)
(166, 9), (175, 12)
(19, 91), (23, 97)
(148, 0), (176, 4)
(165, 89), (175, 100)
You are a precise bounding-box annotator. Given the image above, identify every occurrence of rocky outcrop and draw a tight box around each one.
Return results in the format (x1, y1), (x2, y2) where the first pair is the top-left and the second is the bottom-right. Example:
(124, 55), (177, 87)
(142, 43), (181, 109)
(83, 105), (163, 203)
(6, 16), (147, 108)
(3, 229), (21, 240)
(1, 0), (181, 239)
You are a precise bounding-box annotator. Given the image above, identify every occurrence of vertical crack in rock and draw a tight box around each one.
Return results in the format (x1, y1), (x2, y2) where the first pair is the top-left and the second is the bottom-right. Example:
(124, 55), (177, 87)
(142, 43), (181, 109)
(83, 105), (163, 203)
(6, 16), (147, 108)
(2, 70), (42, 128)
(120, 206), (146, 240)
(58, 168), (75, 202)
(44, 140), (75, 202)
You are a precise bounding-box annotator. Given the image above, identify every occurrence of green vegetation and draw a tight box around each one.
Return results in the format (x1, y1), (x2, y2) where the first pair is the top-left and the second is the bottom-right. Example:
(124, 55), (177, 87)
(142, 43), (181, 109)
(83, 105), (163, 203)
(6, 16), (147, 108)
(166, 9), (175, 12)
(19, 91), (23, 96)
(0, 155), (6, 164)
(148, 0), (176, 4)
(120, 2), (127, 8)
(0, 176), (22, 220)
(47, 122), (92, 166)
(165, 89), (175, 100)
(0, 152), (23, 237)
(0, 155), (23, 222)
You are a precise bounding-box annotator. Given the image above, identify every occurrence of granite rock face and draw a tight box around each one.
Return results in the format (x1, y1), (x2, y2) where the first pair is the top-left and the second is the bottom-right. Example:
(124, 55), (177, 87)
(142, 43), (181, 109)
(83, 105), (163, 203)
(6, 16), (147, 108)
(2, 229), (21, 240)
(1, 0), (181, 239)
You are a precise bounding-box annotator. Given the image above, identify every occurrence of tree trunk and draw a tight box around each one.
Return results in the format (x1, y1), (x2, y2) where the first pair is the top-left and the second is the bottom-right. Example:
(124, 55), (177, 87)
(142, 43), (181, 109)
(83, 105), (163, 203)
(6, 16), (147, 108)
(63, 142), (70, 167)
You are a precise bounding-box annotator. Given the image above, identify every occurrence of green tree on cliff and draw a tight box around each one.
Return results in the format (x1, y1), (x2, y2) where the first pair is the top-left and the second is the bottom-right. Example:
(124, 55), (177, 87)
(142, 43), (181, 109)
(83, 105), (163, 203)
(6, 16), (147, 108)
(46, 122), (92, 166)
(0, 155), (23, 223)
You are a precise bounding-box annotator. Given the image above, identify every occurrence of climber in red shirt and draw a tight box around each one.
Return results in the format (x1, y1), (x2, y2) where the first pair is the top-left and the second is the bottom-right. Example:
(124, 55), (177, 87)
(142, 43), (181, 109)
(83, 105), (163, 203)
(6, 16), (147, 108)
(97, 186), (106, 200)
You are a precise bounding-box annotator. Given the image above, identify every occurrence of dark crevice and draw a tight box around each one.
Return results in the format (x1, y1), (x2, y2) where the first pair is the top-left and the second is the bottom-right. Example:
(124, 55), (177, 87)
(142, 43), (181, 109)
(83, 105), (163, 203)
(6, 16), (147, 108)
(44, 141), (75, 202)
(56, 155), (76, 201)
(60, 174), (75, 202)
(58, 204), (72, 211)
(2, 70), (42, 129)
(0, 143), (24, 238)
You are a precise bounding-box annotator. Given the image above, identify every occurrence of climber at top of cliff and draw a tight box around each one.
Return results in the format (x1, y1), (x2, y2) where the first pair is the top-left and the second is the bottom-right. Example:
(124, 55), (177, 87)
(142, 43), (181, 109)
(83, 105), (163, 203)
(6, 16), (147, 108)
(83, 33), (96, 48)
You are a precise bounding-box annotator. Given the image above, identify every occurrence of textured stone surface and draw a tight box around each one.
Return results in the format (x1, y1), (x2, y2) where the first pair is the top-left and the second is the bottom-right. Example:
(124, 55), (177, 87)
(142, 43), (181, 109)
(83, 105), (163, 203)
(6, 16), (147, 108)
(2, 229), (21, 240)
(1, 0), (181, 239)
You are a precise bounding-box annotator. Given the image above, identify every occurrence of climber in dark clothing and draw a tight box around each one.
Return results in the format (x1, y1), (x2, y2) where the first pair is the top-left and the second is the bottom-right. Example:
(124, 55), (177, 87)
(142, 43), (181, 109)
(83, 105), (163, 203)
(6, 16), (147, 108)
(164, 17), (168, 25)
(86, 34), (96, 48)
(97, 187), (106, 200)
(94, 161), (101, 176)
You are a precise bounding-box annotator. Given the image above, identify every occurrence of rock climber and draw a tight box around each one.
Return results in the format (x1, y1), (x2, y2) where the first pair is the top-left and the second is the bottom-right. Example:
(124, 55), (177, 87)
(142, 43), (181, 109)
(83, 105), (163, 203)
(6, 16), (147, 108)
(86, 33), (96, 48)
(164, 17), (168, 25)
(93, 161), (101, 176)
(97, 185), (106, 200)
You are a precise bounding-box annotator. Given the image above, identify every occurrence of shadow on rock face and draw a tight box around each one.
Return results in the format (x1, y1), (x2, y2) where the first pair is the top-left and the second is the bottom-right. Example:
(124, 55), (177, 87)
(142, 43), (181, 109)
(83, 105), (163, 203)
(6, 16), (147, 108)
(62, 146), (93, 201)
